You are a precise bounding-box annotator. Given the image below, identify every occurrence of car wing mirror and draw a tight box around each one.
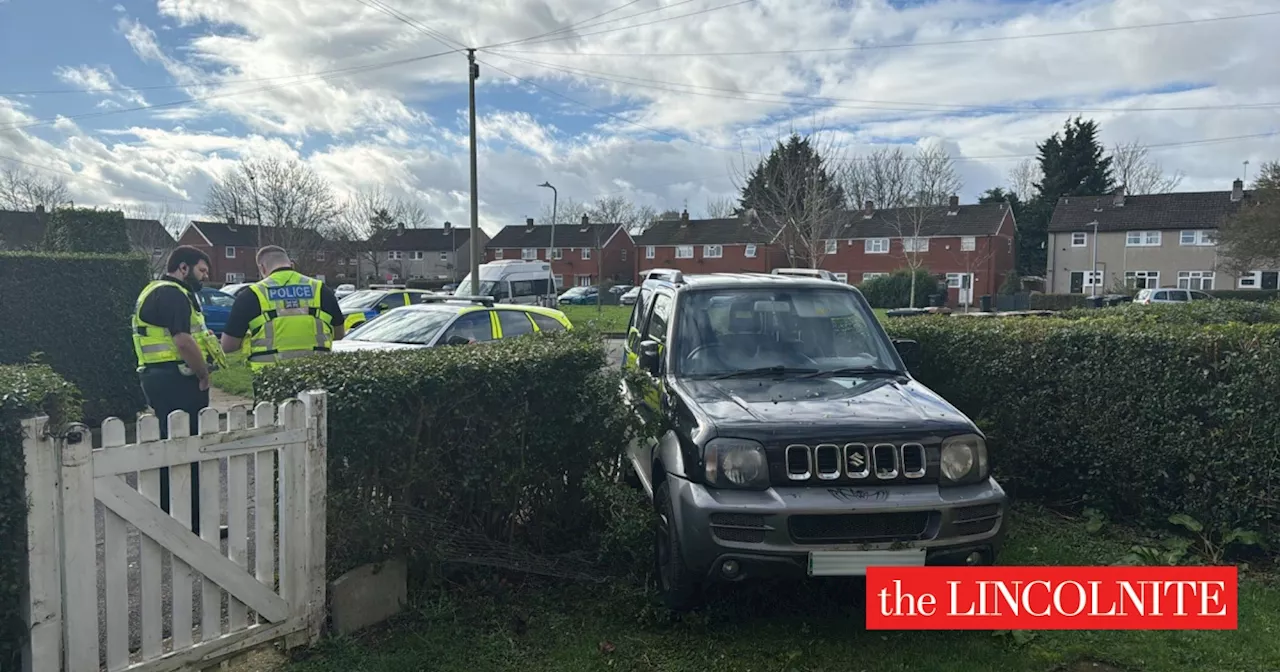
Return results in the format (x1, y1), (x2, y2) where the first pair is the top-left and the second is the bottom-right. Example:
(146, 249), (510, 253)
(445, 335), (471, 346)
(892, 338), (920, 370)
(637, 339), (662, 376)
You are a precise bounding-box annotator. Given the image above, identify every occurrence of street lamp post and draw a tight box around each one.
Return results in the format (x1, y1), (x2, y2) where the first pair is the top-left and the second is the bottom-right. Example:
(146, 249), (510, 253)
(538, 181), (557, 305)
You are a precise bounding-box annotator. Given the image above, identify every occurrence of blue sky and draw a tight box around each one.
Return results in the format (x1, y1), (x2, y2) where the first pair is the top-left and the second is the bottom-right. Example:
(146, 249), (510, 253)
(1, 0), (1277, 235)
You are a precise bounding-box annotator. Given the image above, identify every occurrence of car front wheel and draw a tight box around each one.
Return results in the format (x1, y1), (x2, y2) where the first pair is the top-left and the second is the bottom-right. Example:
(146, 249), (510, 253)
(653, 480), (702, 611)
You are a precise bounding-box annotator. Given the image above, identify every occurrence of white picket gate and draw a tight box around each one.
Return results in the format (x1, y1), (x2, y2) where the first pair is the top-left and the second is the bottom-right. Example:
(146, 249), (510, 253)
(21, 391), (328, 672)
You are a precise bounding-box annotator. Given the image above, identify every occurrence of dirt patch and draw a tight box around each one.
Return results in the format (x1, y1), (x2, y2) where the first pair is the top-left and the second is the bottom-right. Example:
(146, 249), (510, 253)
(213, 646), (289, 672)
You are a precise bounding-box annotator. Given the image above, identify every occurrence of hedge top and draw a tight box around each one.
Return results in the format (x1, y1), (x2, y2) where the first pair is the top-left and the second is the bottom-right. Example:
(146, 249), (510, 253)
(0, 363), (82, 427)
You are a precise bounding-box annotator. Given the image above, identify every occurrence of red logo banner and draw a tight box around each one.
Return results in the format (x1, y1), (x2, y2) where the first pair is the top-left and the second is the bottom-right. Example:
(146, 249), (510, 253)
(865, 566), (1237, 630)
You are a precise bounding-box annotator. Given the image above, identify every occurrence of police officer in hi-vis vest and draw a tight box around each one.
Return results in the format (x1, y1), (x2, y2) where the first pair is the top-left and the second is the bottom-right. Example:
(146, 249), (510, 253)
(132, 245), (228, 534)
(219, 245), (344, 376)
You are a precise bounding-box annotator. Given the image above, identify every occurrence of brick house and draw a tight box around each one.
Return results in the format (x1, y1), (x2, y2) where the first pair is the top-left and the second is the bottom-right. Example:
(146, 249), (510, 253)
(0, 205), (174, 276)
(819, 197), (1017, 306)
(177, 219), (342, 285)
(362, 222), (484, 286)
(633, 210), (783, 280)
(485, 215), (634, 289)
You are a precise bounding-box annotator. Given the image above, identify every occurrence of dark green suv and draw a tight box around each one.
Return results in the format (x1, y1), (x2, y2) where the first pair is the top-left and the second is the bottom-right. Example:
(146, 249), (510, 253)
(621, 272), (1008, 610)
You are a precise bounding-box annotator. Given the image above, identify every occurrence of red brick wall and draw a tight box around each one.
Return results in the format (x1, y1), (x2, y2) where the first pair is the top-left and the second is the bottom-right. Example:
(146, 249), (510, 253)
(634, 243), (785, 280)
(177, 227), (343, 286)
(485, 231), (636, 288)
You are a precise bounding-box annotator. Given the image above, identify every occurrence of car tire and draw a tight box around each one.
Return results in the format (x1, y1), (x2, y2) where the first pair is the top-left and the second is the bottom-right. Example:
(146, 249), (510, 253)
(653, 480), (702, 612)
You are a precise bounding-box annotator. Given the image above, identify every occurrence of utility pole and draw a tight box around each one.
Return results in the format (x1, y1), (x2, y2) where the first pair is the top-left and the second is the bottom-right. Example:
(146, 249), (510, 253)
(538, 181), (557, 305)
(467, 49), (481, 297)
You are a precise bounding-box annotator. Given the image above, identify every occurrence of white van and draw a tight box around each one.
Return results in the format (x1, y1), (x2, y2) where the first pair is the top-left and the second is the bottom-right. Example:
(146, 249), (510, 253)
(456, 260), (556, 305)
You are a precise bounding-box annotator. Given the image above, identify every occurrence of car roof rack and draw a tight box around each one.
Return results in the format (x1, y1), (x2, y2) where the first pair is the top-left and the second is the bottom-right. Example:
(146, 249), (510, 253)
(417, 294), (495, 307)
(368, 283), (406, 289)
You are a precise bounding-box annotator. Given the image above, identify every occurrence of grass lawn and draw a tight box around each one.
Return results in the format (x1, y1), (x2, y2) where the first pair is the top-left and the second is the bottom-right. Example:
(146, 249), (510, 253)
(278, 504), (1279, 672)
(210, 343), (254, 398)
(561, 306), (890, 335)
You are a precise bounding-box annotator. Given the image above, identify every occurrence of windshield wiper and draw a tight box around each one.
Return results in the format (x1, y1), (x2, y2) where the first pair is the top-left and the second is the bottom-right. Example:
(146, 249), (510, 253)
(711, 366), (819, 379)
(799, 366), (905, 379)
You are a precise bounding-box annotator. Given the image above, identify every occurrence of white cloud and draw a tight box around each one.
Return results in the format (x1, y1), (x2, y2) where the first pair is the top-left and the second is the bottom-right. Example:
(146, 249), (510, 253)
(1, 0), (1277, 237)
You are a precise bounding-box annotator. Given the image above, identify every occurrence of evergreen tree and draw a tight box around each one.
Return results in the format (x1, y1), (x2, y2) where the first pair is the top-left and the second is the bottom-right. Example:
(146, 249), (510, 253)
(1018, 117), (1114, 275)
(738, 134), (845, 266)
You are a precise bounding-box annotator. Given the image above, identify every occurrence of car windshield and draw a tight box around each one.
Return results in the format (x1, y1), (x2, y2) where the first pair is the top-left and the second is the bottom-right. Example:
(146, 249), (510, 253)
(339, 290), (387, 311)
(345, 307), (458, 344)
(673, 287), (899, 377)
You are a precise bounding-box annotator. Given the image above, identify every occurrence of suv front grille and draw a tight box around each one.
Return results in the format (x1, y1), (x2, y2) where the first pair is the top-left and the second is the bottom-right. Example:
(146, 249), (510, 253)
(773, 442), (936, 485)
(789, 511), (933, 544)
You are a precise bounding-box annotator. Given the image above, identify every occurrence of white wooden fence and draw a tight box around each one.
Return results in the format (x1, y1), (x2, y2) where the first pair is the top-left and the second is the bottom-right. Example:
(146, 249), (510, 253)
(21, 391), (328, 672)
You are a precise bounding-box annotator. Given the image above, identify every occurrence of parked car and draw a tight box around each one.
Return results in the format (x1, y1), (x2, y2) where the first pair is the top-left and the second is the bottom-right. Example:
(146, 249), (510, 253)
(195, 288), (236, 336)
(338, 285), (442, 333)
(609, 284), (633, 296)
(619, 285), (641, 306)
(332, 297), (572, 352)
(558, 286), (599, 305)
(334, 283), (357, 299)
(219, 282), (252, 297)
(621, 272), (1006, 610)
(1134, 288), (1214, 304)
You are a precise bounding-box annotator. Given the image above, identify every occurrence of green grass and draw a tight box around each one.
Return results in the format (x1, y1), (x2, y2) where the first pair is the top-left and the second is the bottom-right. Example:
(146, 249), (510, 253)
(561, 305), (632, 333)
(279, 505), (1280, 672)
(210, 345), (254, 398)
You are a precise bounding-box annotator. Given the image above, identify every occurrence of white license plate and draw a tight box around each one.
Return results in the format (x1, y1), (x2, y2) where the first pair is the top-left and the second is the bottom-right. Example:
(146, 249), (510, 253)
(807, 549), (927, 576)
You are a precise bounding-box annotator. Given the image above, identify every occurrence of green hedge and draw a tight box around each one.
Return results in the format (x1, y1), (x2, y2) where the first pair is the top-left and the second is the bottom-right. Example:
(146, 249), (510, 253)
(0, 252), (150, 423)
(0, 365), (81, 669)
(41, 208), (130, 254)
(884, 317), (1280, 543)
(1029, 293), (1089, 310)
(1208, 290), (1280, 303)
(857, 268), (938, 308)
(255, 330), (637, 578)
(1056, 300), (1280, 325)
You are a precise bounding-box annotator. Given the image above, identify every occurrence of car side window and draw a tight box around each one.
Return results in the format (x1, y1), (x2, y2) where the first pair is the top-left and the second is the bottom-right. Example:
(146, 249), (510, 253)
(647, 293), (673, 344)
(1153, 290), (1168, 301)
(530, 313), (565, 333)
(383, 291), (407, 308)
(441, 311), (494, 343)
(628, 289), (653, 350)
(497, 310), (534, 338)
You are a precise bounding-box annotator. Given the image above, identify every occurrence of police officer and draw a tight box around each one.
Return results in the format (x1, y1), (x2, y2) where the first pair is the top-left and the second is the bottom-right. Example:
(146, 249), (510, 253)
(132, 245), (228, 534)
(219, 245), (344, 374)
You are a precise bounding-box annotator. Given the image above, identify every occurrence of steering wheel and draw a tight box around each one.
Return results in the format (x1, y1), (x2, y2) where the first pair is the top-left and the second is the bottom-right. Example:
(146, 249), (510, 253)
(685, 343), (725, 360)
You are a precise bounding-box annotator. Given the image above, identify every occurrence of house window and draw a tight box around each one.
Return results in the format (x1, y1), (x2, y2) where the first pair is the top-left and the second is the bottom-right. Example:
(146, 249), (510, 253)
(744, 243), (757, 258)
(1178, 271), (1215, 290)
(522, 248), (538, 260)
(581, 248), (591, 260)
(439, 252), (448, 261)
(621, 248), (627, 261)
(225, 272), (244, 283)
(151, 247), (162, 257)
(553, 274), (564, 289)
(348, 258), (358, 266)
(495, 249), (504, 259)
(1126, 231), (1161, 247)
(549, 248), (562, 260)
(704, 245), (723, 259)
(388, 250), (404, 260)
(315, 250), (326, 261)
(1234, 271), (1280, 289)
(411, 251), (424, 260)
(1071, 232), (1087, 247)
(824, 239), (838, 255)
(1180, 230), (1217, 246)
(575, 274), (592, 287)
(225, 246), (236, 258)
(645, 246), (655, 259)
(1124, 270), (1160, 290)
(338, 258), (346, 266)
(675, 245), (693, 259)
(961, 236), (976, 252)
(862, 272), (888, 282)
(864, 238), (890, 254)
(834, 272), (848, 284)
(903, 237), (929, 253)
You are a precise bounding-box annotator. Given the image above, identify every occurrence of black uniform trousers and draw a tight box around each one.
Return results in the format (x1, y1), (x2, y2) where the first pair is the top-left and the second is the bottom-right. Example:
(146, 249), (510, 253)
(139, 364), (210, 536)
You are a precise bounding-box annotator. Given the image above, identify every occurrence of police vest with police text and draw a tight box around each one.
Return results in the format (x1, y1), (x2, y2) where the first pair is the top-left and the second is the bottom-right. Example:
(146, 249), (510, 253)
(245, 269), (335, 370)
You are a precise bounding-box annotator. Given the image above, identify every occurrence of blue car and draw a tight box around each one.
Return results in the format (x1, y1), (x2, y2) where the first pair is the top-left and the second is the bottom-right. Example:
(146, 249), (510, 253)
(197, 288), (237, 336)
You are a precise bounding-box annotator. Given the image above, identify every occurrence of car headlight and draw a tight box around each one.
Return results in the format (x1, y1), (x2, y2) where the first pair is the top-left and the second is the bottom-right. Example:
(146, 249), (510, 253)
(940, 434), (988, 486)
(704, 438), (770, 490)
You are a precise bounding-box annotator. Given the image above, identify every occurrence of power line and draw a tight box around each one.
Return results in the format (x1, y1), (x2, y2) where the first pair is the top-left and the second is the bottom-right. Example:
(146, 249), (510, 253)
(487, 8), (1280, 56)
(482, 0), (755, 50)
(353, 0), (470, 51)
(0, 49), (461, 133)
(483, 0), (649, 50)
(488, 51), (1280, 115)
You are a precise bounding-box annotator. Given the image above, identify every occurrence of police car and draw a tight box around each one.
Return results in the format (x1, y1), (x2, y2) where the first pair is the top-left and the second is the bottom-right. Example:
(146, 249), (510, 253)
(333, 296), (573, 351)
(337, 285), (442, 333)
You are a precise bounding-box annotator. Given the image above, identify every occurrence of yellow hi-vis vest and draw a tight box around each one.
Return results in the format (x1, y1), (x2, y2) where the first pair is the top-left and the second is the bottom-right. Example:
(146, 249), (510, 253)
(132, 280), (227, 373)
(245, 269), (335, 371)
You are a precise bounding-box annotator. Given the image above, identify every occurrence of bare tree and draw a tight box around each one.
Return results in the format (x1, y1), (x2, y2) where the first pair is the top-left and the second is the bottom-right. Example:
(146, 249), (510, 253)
(0, 166), (70, 210)
(331, 186), (430, 283)
(702, 195), (738, 219)
(947, 240), (997, 311)
(1218, 159), (1280, 276)
(1109, 140), (1184, 195)
(841, 146), (912, 210)
(538, 196), (589, 226)
(1007, 158), (1041, 204)
(587, 195), (657, 234)
(882, 143), (963, 308)
(119, 202), (187, 277)
(733, 130), (849, 269)
(204, 157), (341, 270)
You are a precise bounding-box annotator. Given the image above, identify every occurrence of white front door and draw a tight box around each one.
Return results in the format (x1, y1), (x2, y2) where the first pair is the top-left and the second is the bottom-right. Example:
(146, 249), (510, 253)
(947, 273), (974, 304)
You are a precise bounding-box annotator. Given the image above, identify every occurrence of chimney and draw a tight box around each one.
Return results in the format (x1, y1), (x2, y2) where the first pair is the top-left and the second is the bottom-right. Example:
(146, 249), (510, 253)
(1232, 178), (1244, 202)
(948, 194), (959, 210)
(581, 214), (589, 225)
(863, 200), (874, 219)
(396, 221), (405, 235)
(443, 220), (452, 232)
(681, 209), (689, 221)
(1113, 184), (1126, 207)
(227, 215), (235, 225)
(35, 204), (45, 214)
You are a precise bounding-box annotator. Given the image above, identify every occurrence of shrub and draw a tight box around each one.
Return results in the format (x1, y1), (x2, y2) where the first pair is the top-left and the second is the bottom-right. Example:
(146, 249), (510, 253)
(254, 329), (639, 579)
(0, 252), (150, 423)
(883, 317), (1280, 543)
(41, 208), (131, 254)
(1056, 300), (1280, 325)
(1208, 290), (1280, 303)
(0, 365), (81, 668)
(857, 268), (937, 309)
(1028, 293), (1089, 310)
